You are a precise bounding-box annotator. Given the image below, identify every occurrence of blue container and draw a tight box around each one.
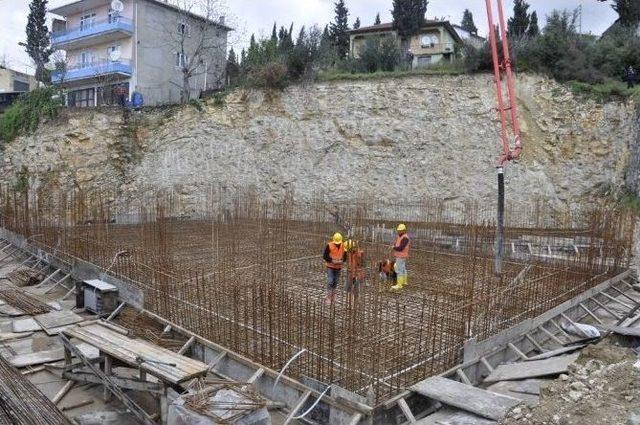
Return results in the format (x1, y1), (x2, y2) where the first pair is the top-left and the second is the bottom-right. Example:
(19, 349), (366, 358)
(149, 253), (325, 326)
(131, 92), (144, 108)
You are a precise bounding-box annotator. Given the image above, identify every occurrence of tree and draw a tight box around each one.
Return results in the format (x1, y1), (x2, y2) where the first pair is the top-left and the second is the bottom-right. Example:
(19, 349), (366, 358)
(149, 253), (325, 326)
(461, 9), (478, 35)
(226, 47), (240, 85)
(374, 13), (382, 25)
(271, 23), (278, 44)
(392, 0), (428, 38)
(20, 0), (53, 83)
(598, 0), (640, 27)
(527, 11), (539, 37)
(330, 0), (350, 59)
(166, 0), (230, 103)
(354, 17), (361, 29)
(507, 0), (531, 37)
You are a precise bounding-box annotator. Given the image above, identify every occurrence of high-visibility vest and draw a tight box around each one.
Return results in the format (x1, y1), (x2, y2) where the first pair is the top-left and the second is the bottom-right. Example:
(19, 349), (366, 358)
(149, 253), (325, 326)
(393, 234), (410, 259)
(347, 250), (365, 279)
(326, 242), (345, 269)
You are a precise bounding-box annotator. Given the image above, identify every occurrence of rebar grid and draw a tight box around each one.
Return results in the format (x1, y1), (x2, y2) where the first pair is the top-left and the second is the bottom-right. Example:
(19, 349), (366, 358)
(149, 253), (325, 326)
(0, 186), (634, 404)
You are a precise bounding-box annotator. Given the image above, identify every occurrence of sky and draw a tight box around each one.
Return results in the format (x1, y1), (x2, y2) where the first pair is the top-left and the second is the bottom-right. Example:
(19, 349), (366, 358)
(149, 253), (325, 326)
(0, 0), (619, 75)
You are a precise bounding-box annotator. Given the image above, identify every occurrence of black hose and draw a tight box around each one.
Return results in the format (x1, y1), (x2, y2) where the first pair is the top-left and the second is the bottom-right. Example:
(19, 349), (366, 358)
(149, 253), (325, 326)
(496, 167), (505, 275)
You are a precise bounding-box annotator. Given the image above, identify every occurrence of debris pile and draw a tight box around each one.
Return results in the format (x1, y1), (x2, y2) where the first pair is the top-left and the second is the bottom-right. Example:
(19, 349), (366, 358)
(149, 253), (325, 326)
(503, 341), (640, 425)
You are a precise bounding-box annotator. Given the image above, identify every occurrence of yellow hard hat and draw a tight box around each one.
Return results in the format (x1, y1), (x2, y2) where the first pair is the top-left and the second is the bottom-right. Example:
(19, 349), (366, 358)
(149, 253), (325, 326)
(397, 223), (407, 232)
(332, 233), (343, 244)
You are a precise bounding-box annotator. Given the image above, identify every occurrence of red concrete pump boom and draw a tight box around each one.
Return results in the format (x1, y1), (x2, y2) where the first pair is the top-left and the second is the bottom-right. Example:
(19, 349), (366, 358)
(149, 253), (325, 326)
(485, 0), (523, 275)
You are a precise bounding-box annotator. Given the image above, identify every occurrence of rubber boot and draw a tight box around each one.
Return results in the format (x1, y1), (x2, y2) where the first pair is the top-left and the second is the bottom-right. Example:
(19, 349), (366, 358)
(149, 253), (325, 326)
(391, 276), (405, 291)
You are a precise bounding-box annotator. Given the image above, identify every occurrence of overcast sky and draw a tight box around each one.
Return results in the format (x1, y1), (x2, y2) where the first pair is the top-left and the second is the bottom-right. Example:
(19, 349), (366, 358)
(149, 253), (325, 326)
(0, 0), (619, 74)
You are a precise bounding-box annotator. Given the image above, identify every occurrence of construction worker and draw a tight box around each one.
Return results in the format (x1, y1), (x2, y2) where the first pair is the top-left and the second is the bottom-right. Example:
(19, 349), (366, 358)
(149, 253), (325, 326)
(344, 240), (364, 305)
(391, 224), (410, 290)
(323, 232), (346, 305)
(378, 259), (397, 290)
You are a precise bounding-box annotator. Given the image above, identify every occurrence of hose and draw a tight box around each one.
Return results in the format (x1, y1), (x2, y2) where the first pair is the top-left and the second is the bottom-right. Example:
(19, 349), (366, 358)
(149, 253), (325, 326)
(495, 167), (505, 275)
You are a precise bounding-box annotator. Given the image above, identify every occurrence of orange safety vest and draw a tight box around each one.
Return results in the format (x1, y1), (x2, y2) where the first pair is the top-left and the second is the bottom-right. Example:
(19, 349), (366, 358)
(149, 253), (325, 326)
(326, 242), (345, 269)
(347, 250), (365, 279)
(393, 234), (410, 259)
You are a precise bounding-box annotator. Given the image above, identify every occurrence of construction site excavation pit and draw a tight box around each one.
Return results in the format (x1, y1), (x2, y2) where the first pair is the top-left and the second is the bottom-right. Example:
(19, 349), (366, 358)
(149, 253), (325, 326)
(0, 187), (635, 416)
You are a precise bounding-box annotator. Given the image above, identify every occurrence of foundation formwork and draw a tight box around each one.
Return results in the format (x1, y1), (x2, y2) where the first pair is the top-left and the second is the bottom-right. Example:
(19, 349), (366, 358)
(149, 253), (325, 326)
(0, 187), (634, 405)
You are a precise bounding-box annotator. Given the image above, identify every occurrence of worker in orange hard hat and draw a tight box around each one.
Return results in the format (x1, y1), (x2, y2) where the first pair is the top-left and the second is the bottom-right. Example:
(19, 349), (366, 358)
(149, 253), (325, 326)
(391, 223), (410, 290)
(344, 240), (364, 305)
(323, 232), (346, 305)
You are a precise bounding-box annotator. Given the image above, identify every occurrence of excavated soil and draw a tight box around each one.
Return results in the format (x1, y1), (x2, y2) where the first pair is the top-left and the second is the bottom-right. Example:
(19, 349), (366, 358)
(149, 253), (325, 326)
(502, 340), (640, 425)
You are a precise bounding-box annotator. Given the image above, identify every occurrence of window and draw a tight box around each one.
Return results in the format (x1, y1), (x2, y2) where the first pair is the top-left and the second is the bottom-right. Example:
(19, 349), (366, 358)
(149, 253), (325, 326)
(176, 52), (189, 68)
(108, 8), (120, 23)
(79, 13), (96, 31)
(107, 45), (121, 60)
(177, 22), (190, 37)
(13, 80), (29, 92)
(417, 56), (432, 67)
(420, 35), (438, 48)
(68, 88), (95, 108)
(79, 51), (95, 68)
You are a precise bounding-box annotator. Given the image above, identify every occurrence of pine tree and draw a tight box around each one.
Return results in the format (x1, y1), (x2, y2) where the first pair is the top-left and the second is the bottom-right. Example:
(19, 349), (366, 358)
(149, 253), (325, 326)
(392, 0), (428, 38)
(271, 23), (278, 44)
(354, 17), (361, 29)
(20, 0), (53, 83)
(330, 0), (350, 59)
(507, 0), (531, 37)
(461, 9), (478, 35)
(598, 0), (640, 27)
(226, 47), (240, 85)
(527, 11), (539, 37)
(374, 13), (382, 25)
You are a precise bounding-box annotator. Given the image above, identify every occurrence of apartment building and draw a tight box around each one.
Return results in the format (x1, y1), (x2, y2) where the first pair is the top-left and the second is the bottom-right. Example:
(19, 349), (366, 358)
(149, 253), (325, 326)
(49, 0), (231, 107)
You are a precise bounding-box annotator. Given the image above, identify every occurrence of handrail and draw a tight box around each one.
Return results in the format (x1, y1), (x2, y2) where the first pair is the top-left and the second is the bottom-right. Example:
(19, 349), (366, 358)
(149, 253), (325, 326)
(51, 16), (133, 37)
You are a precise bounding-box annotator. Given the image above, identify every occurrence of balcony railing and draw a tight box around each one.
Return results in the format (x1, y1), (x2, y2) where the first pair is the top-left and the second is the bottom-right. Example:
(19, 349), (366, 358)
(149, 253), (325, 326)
(51, 59), (133, 83)
(51, 17), (134, 46)
(417, 42), (456, 52)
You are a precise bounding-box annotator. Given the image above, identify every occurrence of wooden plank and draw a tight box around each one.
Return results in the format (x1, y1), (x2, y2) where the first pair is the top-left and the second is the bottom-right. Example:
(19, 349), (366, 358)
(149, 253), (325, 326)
(602, 325), (640, 337)
(283, 390), (312, 425)
(397, 398), (416, 423)
(59, 334), (157, 425)
(63, 371), (165, 394)
(416, 407), (496, 425)
(411, 377), (521, 421)
(12, 318), (41, 333)
(484, 354), (579, 384)
(526, 344), (586, 361)
(0, 332), (33, 342)
(177, 336), (196, 355)
(9, 343), (99, 368)
(34, 310), (84, 330)
(63, 323), (208, 384)
(0, 304), (25, 316)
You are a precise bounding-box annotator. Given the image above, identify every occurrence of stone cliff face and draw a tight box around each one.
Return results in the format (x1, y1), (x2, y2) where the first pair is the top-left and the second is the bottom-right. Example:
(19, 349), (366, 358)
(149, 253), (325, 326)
(1, 74), (637, 212)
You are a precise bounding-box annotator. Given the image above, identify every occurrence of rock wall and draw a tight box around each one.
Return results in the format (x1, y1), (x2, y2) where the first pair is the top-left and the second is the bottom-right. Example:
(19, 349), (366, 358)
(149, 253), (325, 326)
(1, 73), (637, 213)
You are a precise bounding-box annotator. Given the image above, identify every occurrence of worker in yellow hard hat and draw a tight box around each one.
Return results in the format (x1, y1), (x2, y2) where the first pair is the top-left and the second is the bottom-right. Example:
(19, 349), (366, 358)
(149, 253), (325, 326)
(391, 223), (410, 290)
(323, 232), (346, 305)
(344, 240), (365, 306)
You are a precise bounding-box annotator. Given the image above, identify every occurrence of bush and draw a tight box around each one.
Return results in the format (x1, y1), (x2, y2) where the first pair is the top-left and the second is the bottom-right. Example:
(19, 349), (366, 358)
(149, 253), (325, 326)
(248, 61), (289, 90)
(0, 87), (62, 143)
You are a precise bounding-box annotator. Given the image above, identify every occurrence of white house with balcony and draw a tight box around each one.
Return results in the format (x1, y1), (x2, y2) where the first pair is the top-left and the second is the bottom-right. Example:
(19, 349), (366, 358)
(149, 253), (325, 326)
(349, 20), (463, 68)
(49, 0), (231, 107)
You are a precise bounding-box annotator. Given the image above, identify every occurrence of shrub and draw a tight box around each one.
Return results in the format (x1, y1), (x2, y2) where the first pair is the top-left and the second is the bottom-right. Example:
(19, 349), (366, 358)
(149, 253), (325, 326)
(0, 87), (62, 143)
(248, 61), (289, 90)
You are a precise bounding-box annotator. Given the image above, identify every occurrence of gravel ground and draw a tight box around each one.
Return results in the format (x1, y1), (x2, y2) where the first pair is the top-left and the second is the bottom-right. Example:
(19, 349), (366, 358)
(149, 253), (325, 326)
(502, 340), (640, 425)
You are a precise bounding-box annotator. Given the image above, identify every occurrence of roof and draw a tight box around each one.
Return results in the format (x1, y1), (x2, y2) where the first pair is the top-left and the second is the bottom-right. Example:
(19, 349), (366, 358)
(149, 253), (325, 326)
(349, 20), (462, 43)
(49, 0), (232, 32)
(83, 279), (118, 292)
(452, 24), (486, 41)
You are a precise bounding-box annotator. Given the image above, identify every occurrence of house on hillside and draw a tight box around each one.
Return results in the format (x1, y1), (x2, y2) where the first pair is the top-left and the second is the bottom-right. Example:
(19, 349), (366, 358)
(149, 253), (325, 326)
(0, 66), (38, 113)
(348, 20), (463, 68)
(49, 0), (232, 107)
(0, 66), (38, 93)
(451, 24), (486, 49)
